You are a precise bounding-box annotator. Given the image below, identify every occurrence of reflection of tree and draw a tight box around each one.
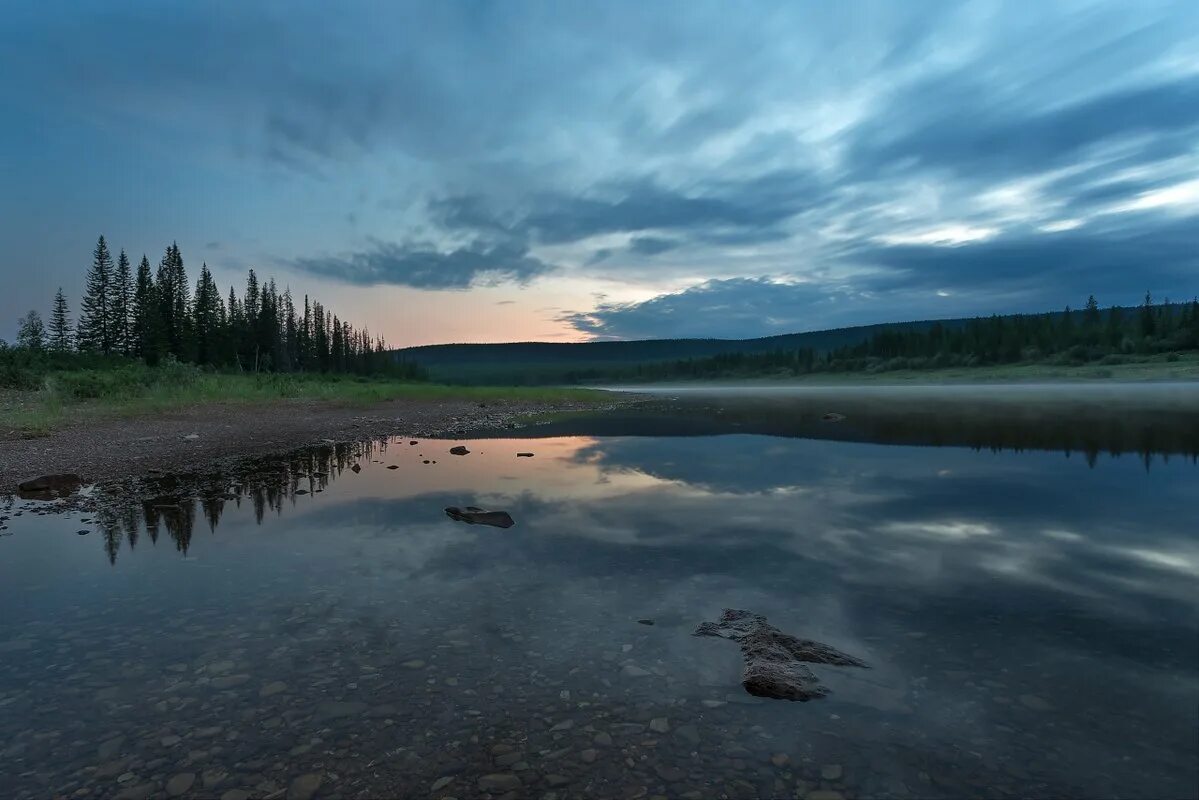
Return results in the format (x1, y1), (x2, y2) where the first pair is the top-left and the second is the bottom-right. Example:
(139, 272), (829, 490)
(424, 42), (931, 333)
(546, 400), (1199, 469)
(86, 438), (388, 565)
(98, 509), (120, 566)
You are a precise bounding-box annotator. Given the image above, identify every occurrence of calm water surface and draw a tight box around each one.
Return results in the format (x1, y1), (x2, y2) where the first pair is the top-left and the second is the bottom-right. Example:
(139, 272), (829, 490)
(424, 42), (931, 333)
(1, 388), (1197, 800)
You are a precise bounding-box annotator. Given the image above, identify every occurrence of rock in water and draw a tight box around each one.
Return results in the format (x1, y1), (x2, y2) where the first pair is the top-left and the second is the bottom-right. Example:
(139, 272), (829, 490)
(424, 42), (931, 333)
(449, 445), (471, 455)
(350, 464), (361, 473)
(693, 608), (867, 701)
(516, 452), (535, 457)
(444, 506), (515, 529)
(166, 773), (195, 797)
(288, 773), (322, 800)
(18, 473), (83, 499)
(821, 412), (846, 422)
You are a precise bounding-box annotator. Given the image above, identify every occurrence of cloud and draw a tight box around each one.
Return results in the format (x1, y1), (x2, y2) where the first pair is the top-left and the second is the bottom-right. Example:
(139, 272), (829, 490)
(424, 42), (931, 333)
(563, 212), (1199, 339)
(291, 239), (553, 290)
(849, 73), (1199, 182)
(850, 215), (1199, 299)
(628, 236), (679, 255)
(432, 170), (820, 252)
(563, 278), (865, 340)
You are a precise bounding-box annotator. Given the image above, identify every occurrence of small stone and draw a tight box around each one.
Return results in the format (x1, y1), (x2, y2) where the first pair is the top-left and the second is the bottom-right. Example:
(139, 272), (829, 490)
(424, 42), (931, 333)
(114, 785), (156, 800)
(700, 699), (726, 708)
(477, 774), (522, 793)
(1019, 694), (1052, 711)
(649, 717), (670, 733)
(210, 674), (250, 690)
(449, 446), (470, 456)
(431, 776), (455, 792)
(550, 719), (574, 732)
(221, 791), (252, 800)
(260, 681), (288, 697)
(675, 725), (700, 744)
(316, 700), (367, 719)
(98, 736), (125, 759)
(545, 774), (571, 787)
(637, 619), (654, 625)
(166, 773), (196, 796)
(402, 659), (427, 669)
(580, 749), (598, 763)
(203, 770), (229, 789)
(161, 735), (181, 747)
(592, 732), (613, 747)
(621, 665), (651, 678)
(820, 764), (842, 781)
(805, 792), (845, 800)
(491, 743), (516, 755)
(653, 764), (686, 782)
(772, 753), (791, 768)
(288, 772), (323, 800)
(495, 752), (522, 767)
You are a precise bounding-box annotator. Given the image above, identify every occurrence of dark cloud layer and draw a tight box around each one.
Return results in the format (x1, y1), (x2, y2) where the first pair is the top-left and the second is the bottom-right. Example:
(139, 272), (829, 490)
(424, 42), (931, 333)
(292, 240), (552, 290)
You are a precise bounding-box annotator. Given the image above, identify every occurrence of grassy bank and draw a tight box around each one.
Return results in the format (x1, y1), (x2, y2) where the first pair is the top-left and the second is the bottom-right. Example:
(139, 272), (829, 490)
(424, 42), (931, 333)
(1, 365), (606, 438)
(608, 353), (1199, 386)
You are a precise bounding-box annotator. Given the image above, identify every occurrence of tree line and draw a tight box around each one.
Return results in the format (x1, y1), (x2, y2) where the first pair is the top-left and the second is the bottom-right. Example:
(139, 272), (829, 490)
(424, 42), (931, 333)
(11, 235), (422, 377)
(594, 295), (1199, 382)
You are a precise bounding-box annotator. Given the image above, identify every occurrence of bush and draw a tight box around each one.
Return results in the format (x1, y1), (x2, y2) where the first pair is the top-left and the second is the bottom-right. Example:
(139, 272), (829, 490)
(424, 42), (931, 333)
(0, 364), (43, 390)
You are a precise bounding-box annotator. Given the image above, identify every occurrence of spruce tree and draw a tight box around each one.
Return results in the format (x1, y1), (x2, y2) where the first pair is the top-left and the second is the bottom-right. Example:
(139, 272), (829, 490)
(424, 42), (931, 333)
(132, 255), (162, 363)
(78, 235), (115, 353)
(16, 310), (47, 351)
(112, 249), (133, 354)
(169, 243), (192, 359)
(1140, 292), (1156, 338)
(193, 263), (222, 365)
(49, 287), (73, 352)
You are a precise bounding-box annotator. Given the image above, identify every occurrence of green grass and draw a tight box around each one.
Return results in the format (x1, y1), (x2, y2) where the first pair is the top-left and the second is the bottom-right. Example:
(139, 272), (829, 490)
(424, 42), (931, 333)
(0, 367), (607, 438)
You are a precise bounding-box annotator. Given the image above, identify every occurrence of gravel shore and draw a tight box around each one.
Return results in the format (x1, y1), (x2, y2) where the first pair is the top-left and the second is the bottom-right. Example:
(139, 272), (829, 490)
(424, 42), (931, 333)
(0, 395), (620, 492)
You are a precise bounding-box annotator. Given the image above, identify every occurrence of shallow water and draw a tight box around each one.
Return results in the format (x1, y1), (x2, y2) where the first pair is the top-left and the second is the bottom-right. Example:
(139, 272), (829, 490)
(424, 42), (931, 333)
(2, 391), (1197, 800)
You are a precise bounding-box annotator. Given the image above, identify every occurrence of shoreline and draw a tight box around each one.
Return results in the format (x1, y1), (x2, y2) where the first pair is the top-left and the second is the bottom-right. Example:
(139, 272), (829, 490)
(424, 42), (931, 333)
(0, 395), (625, 493)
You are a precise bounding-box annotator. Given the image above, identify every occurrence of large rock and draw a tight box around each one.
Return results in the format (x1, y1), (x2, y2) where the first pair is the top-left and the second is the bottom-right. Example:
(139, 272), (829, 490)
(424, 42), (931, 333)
(693, 608), (867, 701)
(17, 473), (83, 499)
(449, 445), (471, 455)
(444, 506), (514, 529)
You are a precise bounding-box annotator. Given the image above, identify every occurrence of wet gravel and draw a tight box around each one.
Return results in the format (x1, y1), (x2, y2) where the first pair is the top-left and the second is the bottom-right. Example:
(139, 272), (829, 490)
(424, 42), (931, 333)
(0, 396), (629, 493)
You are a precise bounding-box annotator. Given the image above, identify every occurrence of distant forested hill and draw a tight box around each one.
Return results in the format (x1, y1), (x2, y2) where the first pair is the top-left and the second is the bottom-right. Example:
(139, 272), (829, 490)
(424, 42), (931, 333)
(393, 298), (1199, 385)
(391, 318), (969, 383)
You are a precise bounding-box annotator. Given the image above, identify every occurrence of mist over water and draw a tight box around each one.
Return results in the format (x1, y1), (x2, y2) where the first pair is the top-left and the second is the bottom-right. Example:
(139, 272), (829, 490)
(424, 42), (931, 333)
(1, 389), (1196, 800)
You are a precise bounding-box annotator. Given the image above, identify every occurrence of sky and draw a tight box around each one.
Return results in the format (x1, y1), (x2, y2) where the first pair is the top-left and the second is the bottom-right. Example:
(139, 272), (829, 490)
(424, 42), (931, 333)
(1, 0), (1197, 346)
